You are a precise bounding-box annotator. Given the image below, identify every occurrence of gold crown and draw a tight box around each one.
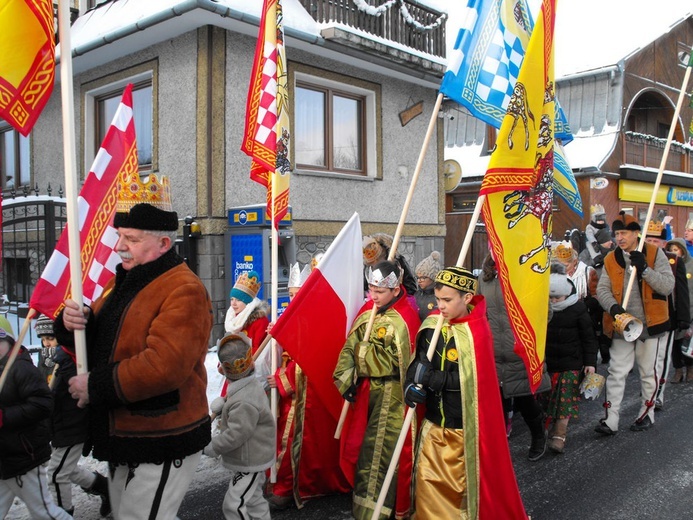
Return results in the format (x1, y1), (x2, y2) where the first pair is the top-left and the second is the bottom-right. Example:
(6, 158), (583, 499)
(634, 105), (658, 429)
(590, 204), (605, 216)
(234, 271), (261, 298)
(646, 220), (664, 237)
(553, 242), (574, 261)
(221, 351), (253, 377)
(116, 172), (173, 213)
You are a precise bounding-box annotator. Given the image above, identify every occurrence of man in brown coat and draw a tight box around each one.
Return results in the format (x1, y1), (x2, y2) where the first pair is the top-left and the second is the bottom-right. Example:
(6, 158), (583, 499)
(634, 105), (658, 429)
(56, 176), (213, 520)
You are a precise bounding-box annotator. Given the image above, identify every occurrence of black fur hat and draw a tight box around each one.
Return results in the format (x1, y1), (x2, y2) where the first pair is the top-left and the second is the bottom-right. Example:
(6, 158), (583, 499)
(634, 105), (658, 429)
(113, 203), (178, 231)
(612, 210), (641, 232)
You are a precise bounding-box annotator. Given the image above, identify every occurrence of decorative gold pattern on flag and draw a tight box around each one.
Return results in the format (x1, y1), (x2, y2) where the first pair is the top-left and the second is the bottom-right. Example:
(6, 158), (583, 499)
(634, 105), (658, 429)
(241, 0), (291, 228)
(80, 142), (138, 270)
(0, 0), (55, 136)
(480, 0), (556, 393)
(30, 85), (137, 320)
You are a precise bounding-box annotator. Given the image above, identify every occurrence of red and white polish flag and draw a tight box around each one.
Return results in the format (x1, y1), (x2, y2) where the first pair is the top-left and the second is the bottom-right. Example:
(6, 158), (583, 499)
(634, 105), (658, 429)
(29, 84), (137, 320)
(270, 212), (364, 421)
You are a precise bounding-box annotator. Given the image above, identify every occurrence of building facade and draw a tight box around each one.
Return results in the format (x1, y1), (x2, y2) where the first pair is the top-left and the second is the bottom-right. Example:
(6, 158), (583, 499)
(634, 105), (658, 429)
(0, 0), (449, 341)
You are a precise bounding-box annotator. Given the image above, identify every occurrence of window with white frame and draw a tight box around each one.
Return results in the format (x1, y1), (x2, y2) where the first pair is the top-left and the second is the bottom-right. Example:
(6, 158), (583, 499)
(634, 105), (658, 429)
(0, 124), (30, 190)
(293, 70), (378, 178)
(84, 71), (155, 173)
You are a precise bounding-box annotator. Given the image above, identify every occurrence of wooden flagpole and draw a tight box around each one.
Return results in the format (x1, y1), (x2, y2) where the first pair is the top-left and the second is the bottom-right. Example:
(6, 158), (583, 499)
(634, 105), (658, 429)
(334, 93), (444, 439)
(370, 46), (693, 520)
(57, 0), (88, 375)
(0, 308), (37, 393)
(369, 194), (485, 520)
(622, 49), (693, 308)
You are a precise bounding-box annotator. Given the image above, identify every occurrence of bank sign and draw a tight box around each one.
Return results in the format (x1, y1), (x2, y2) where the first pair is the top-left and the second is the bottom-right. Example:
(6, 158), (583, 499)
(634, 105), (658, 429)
(619, 180), (693, 207)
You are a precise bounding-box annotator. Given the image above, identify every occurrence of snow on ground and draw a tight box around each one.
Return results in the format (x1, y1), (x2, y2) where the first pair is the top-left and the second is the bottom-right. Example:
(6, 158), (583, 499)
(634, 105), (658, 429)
(6, 350), (228, 519)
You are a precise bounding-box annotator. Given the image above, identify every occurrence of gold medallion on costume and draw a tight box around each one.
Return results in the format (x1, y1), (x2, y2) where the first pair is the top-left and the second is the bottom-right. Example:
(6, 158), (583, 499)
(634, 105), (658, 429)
(446, 347), (458, 362)
(427, 303), (434, 310)
(669, 258), (675, 265)
(688, 273), (692, 279)
(377, 327), (387, 338)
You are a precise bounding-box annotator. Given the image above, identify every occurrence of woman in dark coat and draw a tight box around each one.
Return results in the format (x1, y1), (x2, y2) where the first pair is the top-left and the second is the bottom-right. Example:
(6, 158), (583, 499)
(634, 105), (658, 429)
(545, 263), (598, 454)
(478, 254), (551, 462)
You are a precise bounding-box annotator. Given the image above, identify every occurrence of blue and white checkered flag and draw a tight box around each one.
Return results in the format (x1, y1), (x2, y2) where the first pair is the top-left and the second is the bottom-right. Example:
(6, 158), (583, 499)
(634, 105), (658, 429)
(442, 0), (533, 128)
(441, 0), (581, 215)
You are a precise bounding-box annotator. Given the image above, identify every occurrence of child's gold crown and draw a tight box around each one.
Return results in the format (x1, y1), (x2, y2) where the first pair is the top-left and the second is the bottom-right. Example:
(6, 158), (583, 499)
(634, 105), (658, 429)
(234, 271), (261, 298)
(553, 241), (574, 261)
(116, 172), (173, 213)
(646, 220), (664, 237)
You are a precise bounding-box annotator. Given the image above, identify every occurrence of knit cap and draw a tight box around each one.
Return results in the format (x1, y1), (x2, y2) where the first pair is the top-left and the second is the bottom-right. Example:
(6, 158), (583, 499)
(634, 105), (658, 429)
(217, 332), (253, 380)
(549, 263), (573, 298)
(416, 251), (441, 280)
(230, 271), (261, 304)
(35, 314), (55, 337)
(0, 316), (15, 342)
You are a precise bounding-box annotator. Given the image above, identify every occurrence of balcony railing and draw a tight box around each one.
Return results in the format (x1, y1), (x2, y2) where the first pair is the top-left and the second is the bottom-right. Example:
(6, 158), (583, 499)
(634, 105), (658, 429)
(299, 0), (447, 58)
(623, 131), (693, 175)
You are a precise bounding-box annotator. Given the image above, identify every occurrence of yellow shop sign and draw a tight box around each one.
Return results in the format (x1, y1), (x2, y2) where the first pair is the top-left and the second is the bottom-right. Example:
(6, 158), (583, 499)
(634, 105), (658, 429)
(619, 180), (693, 207)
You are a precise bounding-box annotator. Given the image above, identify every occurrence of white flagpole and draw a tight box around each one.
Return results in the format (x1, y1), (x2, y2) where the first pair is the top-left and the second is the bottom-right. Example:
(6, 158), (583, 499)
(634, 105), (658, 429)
(269, 192), (279, 484)
(58, 0), (88, 374)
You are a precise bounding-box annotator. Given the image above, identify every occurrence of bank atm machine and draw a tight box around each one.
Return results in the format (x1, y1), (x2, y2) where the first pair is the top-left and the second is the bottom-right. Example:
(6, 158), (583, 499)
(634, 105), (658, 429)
(225, 204), (295, 317)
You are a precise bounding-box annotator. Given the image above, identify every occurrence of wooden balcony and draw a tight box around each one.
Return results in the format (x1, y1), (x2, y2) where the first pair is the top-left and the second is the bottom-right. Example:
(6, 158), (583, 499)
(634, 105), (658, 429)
(299, 0), (447, 58)
(623, 131), (693, 175)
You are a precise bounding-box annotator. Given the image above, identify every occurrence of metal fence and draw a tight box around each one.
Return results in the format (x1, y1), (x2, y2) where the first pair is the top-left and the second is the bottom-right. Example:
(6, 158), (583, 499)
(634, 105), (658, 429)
(1, 187), (67, 304)
(1, 188), (199, 310)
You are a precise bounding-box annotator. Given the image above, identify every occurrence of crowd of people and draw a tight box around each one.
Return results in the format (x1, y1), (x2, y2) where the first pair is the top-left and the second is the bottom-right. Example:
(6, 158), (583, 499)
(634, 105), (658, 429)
(3, 198), (693, 520)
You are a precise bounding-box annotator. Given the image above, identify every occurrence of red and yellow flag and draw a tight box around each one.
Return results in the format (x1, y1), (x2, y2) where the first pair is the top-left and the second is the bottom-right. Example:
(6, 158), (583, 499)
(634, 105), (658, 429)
(480, 0), (556, 393)
(0, 0), (55, 136)
(241, 0), (290, 229)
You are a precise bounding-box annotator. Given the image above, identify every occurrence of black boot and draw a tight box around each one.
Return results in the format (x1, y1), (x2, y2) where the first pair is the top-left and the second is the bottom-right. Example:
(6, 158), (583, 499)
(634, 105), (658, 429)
(526, 414), (547, 461)
(82, 472), (111, 517)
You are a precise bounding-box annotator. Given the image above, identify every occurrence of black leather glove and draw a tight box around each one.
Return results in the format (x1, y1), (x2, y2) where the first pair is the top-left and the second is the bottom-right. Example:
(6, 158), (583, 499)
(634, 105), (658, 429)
(678, 321), (690, 332)
(404, 383), (426, 408)
(610, 304), (626, 318)
(593, 254), (604, 267)
(342, 384), (357, 403)
(629, 250), (647, 274)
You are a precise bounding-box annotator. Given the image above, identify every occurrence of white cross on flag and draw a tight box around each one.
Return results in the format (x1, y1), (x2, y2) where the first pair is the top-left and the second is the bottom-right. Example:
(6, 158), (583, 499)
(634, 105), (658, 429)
(29, 84), (137, 320)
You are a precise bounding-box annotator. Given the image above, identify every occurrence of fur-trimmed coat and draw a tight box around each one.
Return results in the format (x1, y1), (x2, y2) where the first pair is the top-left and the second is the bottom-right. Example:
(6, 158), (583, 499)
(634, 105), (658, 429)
(55, 249), (213, 464)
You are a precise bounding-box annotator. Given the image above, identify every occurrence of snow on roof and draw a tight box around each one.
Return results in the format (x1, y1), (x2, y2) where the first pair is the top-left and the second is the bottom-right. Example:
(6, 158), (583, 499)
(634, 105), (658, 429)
(563, 126), (619, 170)
(446, 143), (489, 178)
(445, 123), (621, 180)
(59, 0), (321, 63)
